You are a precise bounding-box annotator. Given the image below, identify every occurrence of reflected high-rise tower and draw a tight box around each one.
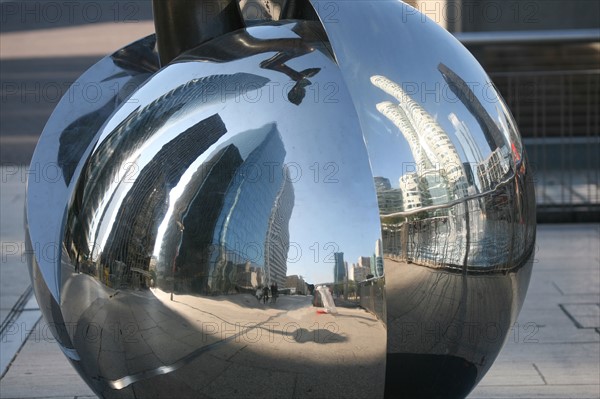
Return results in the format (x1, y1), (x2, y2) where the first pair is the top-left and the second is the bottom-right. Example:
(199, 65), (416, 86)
(449, 113), (484, 166)
(449, 112), (485, 190)
(67, 75), (266, 260)
(154, 124), (294, 295)
(371, 75), (466, 189)
(84, 114), (228, 283)
(211, 125), (294, 292)
(372, 75), (471, 214)
(439, 63), (512, 193)
(376, 101), (435, 174)
(374, 176), (392, 191)
(264, 168), (295, 288)
(158, 143), (245, 293)
(71, 115), (227, 284)
(438, 63), (508, 152)
(333, 252), (346, 294)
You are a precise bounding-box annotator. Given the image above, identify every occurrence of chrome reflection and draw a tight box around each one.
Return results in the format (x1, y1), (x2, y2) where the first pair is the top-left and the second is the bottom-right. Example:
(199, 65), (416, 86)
(35, 21), (386, 398)
(311, 1), (535, 397)
(26, 35), (159, 357)
(370, 73), (534, 271)
(25, 1), (537, 398)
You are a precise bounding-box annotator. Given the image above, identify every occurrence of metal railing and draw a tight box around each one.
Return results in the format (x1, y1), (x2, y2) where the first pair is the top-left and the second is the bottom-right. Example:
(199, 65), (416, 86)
(461, 31), (600, 222)
(357, 276), (386, 322)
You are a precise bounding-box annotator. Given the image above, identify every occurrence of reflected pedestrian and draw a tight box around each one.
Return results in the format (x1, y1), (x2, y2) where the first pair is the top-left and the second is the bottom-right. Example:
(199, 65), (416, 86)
(271, 283), (278, 303)
(262, 286), (269, 304)
(256, 286), (262, 302)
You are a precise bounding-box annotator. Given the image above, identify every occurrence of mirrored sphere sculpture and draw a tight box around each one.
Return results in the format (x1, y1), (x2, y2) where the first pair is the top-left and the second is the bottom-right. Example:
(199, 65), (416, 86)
(26, 1), (536, 398)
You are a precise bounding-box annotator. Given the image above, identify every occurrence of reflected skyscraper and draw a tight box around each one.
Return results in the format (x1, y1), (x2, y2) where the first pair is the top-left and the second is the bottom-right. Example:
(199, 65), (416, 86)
(439, 63), (513, 194)
(438, 63), (507, 152)
(65, 113), (228, 281)
(375, 176), (403, 215)
(372, 75), (466, 188)
(449, 112), (484, 191)
(376, 101), (435, 174)
(67, 74), (269, 261)
(211, 125), (294, 292)
(151, 124), (295, 295)
(374, 176), (392, 191)
(334, 252), (345, 286)
(399, 173), (423, 211)
(371, 75), (470, 215)
(477, 148), (511, 192)
(264, 167), (295, 288)
(357, 256), (371, 275)
(101, 115), (229, 286)
(449, 113), (483, 165)
(158, 143), (245, 293)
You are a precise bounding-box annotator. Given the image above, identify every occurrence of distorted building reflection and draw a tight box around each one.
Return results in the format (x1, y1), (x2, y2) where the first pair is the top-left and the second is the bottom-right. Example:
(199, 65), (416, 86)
(439, 63), (514, 195)
(63, 76), (296, 298)
(438, 63), (509, 152)
(64, 110), (231, 282)
(64, 73), (270, 276)
(157, 124), (295, 296)
(102, 114), (230, 290)
(58, 35), (160, 185)
(333, 252), (345, 296)
(371, 71), (534, 271)
(372, 75), (469, 203)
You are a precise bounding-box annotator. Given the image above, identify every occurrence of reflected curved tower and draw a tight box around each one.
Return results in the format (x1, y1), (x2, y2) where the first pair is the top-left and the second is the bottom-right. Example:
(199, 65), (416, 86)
(26, 1), (535, 398)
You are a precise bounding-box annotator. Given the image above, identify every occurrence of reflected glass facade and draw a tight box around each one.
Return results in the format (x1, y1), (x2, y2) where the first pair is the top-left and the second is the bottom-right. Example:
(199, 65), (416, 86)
(211, 126), (294, 292)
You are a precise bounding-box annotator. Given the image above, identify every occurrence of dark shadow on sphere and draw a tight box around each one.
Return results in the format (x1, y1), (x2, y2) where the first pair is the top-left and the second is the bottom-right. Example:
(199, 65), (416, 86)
(384, 353), (477, 399)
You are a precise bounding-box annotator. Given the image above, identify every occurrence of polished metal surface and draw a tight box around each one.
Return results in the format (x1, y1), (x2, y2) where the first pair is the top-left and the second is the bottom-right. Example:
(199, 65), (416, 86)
(26, 1), (535, 398)
(26, 34), (159, 325)
(29, 20), (385, 398)
(311, 1), (536, 396)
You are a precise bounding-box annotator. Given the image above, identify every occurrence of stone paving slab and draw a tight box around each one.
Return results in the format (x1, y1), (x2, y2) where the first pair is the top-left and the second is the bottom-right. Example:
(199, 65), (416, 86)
(0, 326), (96, 398)
(470, 385), (600, 399)
(0, 168), (29, 326)
(470, 224), (600, 399)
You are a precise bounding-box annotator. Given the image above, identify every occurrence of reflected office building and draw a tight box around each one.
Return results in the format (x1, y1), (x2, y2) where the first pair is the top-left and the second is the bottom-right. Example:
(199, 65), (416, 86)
(439, 62), (513, 196)
(65, 113), (294, 297)
(372, 74), (471, 268)
(100, 115), (230, 289)
(332, 252), (346, 296)
(157, 125), (294, 295)
(64, 110), (230, 284)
